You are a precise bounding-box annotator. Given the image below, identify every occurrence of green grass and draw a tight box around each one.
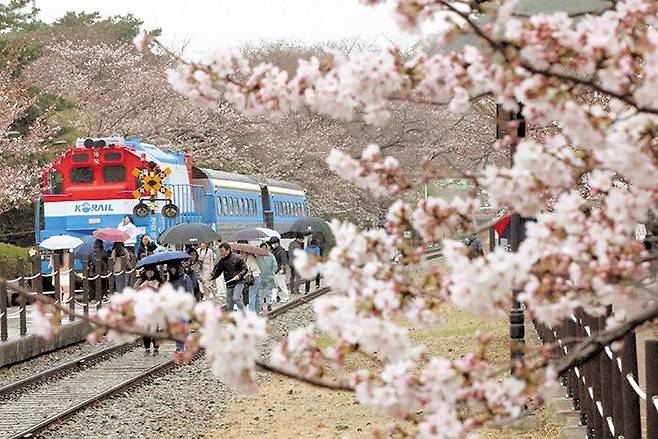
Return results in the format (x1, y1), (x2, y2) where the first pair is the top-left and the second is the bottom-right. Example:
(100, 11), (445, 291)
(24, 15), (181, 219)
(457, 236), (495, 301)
(0, 242), (29, 262)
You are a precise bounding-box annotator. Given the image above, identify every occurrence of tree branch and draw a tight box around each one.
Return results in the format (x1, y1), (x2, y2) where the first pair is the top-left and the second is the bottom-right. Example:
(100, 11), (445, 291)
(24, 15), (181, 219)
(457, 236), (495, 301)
(553, 305), (658, 376)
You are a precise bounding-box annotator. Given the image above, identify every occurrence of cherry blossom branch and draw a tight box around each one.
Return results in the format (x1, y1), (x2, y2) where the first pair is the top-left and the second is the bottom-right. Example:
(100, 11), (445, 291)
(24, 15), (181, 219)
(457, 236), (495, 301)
(436, 0), (658, 115)
(255, 361), (355, 391)
(1, 278), (182, 342)
(554, 304), (658, 376)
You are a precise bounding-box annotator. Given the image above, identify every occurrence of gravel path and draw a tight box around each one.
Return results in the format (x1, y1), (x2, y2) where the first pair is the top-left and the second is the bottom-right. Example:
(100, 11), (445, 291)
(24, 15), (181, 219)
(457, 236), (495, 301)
(38, 293), (321, 438)
(0, 339), (119, 388)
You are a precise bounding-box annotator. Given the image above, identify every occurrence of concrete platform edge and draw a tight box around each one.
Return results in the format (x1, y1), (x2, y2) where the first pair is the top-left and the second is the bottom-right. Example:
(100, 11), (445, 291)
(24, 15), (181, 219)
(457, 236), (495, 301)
(0, 321), (92, 367)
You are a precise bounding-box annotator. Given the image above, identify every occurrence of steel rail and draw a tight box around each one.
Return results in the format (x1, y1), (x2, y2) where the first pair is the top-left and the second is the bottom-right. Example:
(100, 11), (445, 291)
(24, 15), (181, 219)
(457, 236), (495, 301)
(3, 286), (333, 437)
(8, 358), (179, 439)
(0, 342), (136, 399)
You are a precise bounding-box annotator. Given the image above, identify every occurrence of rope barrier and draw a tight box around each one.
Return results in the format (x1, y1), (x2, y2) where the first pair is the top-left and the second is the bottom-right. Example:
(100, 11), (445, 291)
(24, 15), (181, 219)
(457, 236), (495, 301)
(606, 417), (615, 436)
(6, 308), (24, 318)
(86, 275), (100, 281)
(24, 273), (41, 280)
(653, 395), (658, 412)
(42, 271), (57, 278)
(6, 276), (22, 283)
(0, 311), (4, 318)
(626, 373), (647, 400)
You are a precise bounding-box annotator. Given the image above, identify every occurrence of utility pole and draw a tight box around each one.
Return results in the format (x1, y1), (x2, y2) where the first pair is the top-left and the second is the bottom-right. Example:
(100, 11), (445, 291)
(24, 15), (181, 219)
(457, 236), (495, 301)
(496, 104), (526, 373)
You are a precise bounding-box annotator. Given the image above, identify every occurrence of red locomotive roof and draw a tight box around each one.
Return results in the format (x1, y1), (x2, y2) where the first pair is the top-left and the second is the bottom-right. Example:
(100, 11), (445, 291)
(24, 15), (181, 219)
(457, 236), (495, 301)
(42, 145), (147, 202)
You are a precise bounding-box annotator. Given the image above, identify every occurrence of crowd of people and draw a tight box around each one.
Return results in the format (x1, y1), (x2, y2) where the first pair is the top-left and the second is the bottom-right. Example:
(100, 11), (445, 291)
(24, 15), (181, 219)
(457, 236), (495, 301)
(44, 215), (325, 356)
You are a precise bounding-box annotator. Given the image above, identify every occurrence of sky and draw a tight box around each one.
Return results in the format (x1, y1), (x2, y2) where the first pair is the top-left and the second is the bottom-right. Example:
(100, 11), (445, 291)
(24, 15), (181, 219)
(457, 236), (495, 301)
(32, 0), (416, 58)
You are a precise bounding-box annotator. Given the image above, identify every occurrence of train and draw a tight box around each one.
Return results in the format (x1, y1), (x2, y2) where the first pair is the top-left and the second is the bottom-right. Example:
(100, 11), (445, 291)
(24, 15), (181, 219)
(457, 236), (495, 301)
(36, 137), (309, 248)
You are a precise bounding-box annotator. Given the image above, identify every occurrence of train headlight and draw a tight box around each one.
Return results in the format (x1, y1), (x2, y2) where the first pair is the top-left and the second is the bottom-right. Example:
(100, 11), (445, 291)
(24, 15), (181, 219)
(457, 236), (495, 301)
(162, 203), (179, 219)
(133, 202), (150, 218)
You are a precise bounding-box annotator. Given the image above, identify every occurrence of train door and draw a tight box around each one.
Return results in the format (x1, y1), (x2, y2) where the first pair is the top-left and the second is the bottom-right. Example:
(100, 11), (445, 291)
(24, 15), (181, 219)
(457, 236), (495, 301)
(260, 185), (274, 229)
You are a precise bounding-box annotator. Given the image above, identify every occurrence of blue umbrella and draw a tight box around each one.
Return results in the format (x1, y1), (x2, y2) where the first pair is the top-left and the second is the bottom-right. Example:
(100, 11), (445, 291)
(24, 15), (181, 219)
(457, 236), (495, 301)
(136, 250), (190, 268)
(73, 235), (98, 259)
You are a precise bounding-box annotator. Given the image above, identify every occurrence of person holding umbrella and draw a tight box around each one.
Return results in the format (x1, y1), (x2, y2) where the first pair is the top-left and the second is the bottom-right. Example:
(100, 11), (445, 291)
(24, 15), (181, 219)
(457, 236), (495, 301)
(268, 237), (290, 303)
(256, 242), (278, 312)
(87, 239), (108, 299)
(288, 232), (305, 295)
(209, 243), (248, 311)
(117, 215), (140, 253)
(166, 261), (196, 352)
(134, 265), (163, 356)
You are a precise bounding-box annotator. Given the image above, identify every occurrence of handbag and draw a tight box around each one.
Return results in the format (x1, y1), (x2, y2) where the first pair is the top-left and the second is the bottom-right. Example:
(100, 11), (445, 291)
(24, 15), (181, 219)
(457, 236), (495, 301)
(243, 270), (255, 287)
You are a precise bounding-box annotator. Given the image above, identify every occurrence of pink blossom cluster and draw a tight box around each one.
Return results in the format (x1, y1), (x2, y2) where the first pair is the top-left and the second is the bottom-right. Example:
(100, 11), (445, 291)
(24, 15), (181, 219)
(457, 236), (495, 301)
(114, 0), (658, 434)
(326, 144), (411, 196)
(412, 196), (480, 243)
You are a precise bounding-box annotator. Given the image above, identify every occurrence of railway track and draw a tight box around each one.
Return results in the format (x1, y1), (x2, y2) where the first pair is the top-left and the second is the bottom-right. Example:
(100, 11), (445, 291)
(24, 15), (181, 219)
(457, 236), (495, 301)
(0, 286), (332, 439)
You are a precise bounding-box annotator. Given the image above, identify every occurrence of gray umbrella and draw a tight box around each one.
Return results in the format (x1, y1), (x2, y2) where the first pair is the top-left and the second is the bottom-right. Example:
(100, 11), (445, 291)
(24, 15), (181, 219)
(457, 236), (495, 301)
(158, 223), (220, 245)
(288, 217), (336, 253)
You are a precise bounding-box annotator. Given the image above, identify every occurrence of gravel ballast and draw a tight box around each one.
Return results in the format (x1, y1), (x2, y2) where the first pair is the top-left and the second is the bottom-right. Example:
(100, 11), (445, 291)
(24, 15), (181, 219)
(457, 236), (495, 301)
(39, 293), (321, 438)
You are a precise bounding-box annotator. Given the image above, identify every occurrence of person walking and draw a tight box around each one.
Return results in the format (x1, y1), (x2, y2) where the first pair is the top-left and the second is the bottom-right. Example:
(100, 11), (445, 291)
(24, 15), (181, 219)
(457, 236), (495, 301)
(287, 232), (305, 294)
(110, 242), (130, 294)
(256, 242), (278, 312)
(268, 237), (290, 303)
(304, 238), (322, 294)
(134, 265), (163, 356)
(117, 215), (140, 254)
(166, 262), (195, 352)
(198, 242), (217, 298)
(242, 251), (262, 313)
(183, 247), (203, 302)
(209, 242), (248, 311)
(137, 234), (157, 260)
(87, 239), (108, 300)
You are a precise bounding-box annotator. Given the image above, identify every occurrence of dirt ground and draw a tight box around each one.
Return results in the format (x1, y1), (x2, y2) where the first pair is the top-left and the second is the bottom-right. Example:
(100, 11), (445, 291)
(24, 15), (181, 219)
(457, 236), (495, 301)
(211, 305), (561, 439)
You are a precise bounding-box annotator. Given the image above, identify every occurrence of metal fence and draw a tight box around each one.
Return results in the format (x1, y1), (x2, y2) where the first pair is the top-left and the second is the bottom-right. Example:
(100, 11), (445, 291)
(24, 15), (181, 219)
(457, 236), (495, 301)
(534, 309), (658, 438)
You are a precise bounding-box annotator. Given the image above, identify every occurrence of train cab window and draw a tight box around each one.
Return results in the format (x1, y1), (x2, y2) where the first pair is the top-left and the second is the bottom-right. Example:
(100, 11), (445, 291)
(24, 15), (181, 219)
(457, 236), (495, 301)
(103, 165), (126, 183)
(71, 167), (93, 184)
(104, 152), (122, 162)
(46, 171), (63, 194)
(72, 153), (89, 163)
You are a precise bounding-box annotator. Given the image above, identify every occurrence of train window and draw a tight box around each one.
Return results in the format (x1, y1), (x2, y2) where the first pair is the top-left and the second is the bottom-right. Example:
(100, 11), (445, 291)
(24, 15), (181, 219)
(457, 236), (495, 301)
(72, 153), (89, 163)
(221, 197), (227, 215)
(227, 198), (233, 215)
(238, 198), (244, 216)
(231, 198), (237, 216)
(71, 167), (93, 184)
(46, 171), (63, 194)
(103, 165), (126, 183)
(104, 152), (122, 162)
(251, 199), (256, 216)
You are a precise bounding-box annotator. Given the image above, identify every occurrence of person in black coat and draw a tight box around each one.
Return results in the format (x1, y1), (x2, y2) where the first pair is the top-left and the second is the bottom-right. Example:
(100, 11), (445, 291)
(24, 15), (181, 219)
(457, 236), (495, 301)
(209, 242), (248, 310)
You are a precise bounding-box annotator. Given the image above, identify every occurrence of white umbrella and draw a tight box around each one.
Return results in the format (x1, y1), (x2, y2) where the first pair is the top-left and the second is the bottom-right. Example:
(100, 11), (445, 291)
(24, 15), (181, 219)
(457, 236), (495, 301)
(39, 235), (84, 251)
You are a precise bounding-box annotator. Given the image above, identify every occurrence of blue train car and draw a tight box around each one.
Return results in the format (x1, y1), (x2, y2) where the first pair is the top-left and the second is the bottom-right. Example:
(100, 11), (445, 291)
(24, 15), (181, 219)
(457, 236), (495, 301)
(36, 137), (310, 267)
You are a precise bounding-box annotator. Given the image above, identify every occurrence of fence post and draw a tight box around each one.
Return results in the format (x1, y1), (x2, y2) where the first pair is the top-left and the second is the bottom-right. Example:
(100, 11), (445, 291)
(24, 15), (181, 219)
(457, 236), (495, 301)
(0, 276), (7, 342)
(621, 331), (641, 439)
(18, 260), (27, 336)
(82, 260), (90, 317)
(611, 346), (625, 438)
(66, 251), (75, 322)
(93, 255), (102, 306)
(108, 257), (116, 297)
(31, 255), (42, 296)
(645, 340), (658, 438)
(598, 312), (613, 439)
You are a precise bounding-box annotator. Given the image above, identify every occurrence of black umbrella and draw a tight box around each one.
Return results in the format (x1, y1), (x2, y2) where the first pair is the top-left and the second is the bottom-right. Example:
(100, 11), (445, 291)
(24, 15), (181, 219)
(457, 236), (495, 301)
(158, 223), (220, 246)
(289, 217), (335, 252)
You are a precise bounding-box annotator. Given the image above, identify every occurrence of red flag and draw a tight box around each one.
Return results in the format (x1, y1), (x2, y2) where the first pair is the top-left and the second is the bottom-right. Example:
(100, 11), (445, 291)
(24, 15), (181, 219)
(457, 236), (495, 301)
(493, 215), (511, 236)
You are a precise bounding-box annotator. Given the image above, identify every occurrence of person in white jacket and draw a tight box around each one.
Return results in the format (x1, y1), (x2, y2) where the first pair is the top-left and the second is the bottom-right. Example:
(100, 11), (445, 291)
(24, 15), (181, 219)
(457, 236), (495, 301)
(117, 215), (140, 254)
